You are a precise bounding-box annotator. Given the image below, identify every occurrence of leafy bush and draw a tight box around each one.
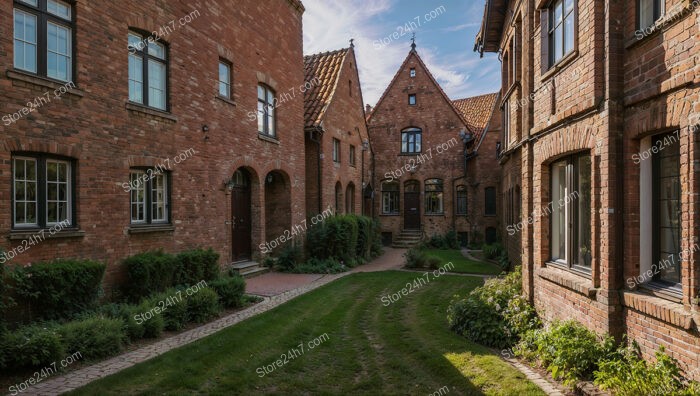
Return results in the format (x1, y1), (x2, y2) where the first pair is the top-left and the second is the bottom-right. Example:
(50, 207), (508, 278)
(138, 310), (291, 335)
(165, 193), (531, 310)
(11, 259), (106, 320)
(94, 303), (145, 341)
(306, 215), (378, 262)
(447, 267), (536, 348)
(514, 320), (616, 385)
(2, 325), (64, 369)
(147, 289), (189, 331)
(405, 247), (428, 268)
(425, 255), (441, 270)
(482, 243), (504, 260)
(135, 301), (165, 338)
(290, 258), (346, 274)
(497, 251), (510, 271)
(173, 249), (220, 286)
(210, 275), (246, 308)
(370, 218), (383, 258)
(186, 287), (221, 323)
(426, 231), (459, 249)
(58, 316), (126, 359)
(356, 216), (372, 259)
(595, 342), (700, 396)
(275, 243), (303, 272)
(0, 253), (9, 331)
(122, 251), (177, 302)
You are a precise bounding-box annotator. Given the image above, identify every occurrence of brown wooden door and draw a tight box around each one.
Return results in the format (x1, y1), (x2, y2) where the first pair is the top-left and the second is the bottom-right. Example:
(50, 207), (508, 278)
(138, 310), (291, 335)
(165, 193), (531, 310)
(404, 191), (421, 230)
(232, 185), (252, 262)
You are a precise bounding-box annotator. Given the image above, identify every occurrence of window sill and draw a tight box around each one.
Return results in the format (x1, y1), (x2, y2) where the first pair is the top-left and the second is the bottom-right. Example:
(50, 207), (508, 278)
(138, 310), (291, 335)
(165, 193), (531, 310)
(8, 229), (85, 240)
(380, 213), (400, 216)
(215, 95), (236, 106)
(128, 225), (175, 234)
(637, 282), (683, 304)
(621, 290), (693, 330)
(539, 264), (597, 298)
(125, 102), (178, 122)
(7, 69), (84, 98)
(425, 213), (445, 217)
(398, 152), (422, 156)
(540, 50), (579, 82)
(258, 134), (280, 145)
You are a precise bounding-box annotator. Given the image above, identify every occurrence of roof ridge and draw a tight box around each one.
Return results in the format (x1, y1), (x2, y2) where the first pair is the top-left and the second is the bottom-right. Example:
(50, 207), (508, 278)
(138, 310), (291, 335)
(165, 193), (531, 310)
(452, 92), (499, 102)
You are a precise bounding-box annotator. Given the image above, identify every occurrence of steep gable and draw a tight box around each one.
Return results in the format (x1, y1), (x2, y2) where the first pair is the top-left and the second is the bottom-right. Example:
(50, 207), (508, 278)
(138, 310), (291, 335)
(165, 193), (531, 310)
(303, 48), (349, 129)
(367, 48), (471, 131)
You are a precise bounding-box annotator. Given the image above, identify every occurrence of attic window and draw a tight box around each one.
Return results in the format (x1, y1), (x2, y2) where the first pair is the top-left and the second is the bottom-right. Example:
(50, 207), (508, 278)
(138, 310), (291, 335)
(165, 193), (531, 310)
(410, 68), (416, 77)
(408, 94), (417, 106)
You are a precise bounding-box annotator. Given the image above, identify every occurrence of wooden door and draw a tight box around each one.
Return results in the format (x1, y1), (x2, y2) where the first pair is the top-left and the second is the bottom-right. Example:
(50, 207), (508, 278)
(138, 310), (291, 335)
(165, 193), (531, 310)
(231, 171), (252, 262)
(404, 181), (421, 230)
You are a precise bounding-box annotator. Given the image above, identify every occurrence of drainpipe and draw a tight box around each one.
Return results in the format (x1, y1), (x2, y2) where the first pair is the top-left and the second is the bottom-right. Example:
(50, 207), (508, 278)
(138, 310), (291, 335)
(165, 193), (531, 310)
(308, 127), (324, 214)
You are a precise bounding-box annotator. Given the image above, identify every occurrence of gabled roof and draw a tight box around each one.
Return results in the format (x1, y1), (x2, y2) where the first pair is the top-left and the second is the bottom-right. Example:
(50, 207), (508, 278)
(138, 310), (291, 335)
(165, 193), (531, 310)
(303, 48), (350, 129)
(366, 48), (473, 132)
(474, 0), (508, 56)
(452, 92), (500, 144)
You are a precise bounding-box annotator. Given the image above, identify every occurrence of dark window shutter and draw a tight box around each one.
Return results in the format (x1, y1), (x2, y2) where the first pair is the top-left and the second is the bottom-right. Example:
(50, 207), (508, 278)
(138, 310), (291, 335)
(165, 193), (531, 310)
(540, 8), (550, 75)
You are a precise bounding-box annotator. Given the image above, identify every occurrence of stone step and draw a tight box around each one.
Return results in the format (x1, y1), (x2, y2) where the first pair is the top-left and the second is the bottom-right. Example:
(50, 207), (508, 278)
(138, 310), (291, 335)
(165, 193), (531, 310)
(230, 261), (259, 271)
(241, 267), (270, 279)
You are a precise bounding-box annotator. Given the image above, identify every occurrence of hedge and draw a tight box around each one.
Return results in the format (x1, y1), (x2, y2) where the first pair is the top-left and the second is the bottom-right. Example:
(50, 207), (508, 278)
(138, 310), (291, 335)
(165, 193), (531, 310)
(305, 214), (377, 263)
(58, 316), (126, 360)
(210, 275), (246, 308)
(122, 251), (177, 302)
(186, 287), (221, 323)
(173, 249), (220, 286)
(11, 259), (106, 320)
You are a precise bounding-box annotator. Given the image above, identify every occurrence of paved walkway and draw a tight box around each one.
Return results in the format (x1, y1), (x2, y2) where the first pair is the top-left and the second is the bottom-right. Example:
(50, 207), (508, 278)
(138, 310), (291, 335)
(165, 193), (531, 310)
(25, 247), (560, 395)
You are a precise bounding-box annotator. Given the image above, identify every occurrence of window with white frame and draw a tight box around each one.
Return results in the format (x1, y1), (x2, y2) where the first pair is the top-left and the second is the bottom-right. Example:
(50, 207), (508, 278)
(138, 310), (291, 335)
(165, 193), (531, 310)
(550, 153), (591, 270)
(14, 0), (73, 81)
(333, 138), (341, 163)
(12, 154), (74, 229)
(129, 169), (170, 225)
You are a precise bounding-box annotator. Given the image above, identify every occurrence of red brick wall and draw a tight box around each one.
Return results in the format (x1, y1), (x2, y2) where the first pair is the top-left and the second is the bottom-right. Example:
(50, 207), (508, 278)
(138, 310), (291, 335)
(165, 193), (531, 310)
(0, 0), (306, 291)
(313, 49), (370, 216)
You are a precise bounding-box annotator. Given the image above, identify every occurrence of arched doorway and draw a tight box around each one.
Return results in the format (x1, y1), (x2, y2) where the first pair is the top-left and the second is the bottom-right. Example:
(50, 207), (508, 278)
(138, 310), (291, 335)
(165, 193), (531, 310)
(265, 171), (292, 250)
(231, 168), (252, 262)
(346, 183), (355, 214)
(404, 180), (420, 230)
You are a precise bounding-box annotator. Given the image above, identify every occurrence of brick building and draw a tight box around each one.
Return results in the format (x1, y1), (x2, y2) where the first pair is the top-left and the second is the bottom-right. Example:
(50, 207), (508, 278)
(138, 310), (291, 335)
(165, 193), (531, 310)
(1, 0), (307, 288)
(303, 44), (373, 218)
(476, 0), (700, 377)
(367, 43), (501, 247)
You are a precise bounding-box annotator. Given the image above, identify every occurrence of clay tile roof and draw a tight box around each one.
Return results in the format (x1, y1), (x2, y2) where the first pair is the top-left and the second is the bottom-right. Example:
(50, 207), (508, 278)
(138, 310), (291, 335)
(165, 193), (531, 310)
(452, 92), (500, 142)
(303, 48), (350, 129)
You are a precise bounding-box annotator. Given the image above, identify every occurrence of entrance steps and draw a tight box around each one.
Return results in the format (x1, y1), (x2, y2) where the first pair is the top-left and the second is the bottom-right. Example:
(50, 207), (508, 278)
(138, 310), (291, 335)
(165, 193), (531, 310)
(392, 229), (422, 248)
(229, 261), (269, 278)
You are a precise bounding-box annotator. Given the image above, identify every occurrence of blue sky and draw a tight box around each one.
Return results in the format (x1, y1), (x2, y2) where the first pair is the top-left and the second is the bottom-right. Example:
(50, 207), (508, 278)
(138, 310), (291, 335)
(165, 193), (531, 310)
(302, 0), (502, 106)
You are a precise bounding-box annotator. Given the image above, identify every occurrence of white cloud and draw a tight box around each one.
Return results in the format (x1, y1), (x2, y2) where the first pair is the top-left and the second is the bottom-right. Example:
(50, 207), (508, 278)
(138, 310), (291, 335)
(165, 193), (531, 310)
(302, 0), (501, 106)
(442, 22), (481, 32)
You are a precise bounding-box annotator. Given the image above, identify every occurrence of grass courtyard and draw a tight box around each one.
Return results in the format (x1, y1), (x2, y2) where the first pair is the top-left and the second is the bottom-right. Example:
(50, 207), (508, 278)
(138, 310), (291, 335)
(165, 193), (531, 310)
(423, 249), (503, 275)
(69, 271), (543, 395)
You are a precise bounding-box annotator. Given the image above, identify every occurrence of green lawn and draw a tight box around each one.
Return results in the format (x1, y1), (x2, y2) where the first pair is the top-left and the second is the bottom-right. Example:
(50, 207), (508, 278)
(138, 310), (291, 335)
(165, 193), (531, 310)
(69, 272), (542, 395)
(424, 249), (503, 275)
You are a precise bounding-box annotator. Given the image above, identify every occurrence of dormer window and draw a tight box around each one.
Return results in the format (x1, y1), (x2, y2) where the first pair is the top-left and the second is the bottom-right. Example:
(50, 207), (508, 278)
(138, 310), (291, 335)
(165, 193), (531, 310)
(410, 68), (416, 77)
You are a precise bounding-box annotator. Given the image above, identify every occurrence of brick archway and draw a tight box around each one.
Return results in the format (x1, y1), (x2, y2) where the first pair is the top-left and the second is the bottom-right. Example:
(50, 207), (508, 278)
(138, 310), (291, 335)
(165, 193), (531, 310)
(264, 170), (292, 251)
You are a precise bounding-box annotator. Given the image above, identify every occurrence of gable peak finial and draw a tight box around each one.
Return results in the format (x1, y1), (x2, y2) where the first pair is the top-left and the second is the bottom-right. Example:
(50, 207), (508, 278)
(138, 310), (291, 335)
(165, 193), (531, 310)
(350, 38), (355, 48)
(411, 33), (416, 51)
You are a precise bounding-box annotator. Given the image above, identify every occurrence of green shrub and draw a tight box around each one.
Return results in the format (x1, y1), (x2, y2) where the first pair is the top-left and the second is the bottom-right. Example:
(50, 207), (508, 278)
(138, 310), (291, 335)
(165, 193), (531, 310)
(0, 253), (9, 331)
(275, 243), (303, 272)
(58, 316), (125, 360)
(514, 320), (616, 385)
(370, 218), (383, 258)
(135, 301), (164, 338)
(11, 259), (106, 320)
(595, 342), (700, 396)
(447, 267), (535, 348)
(482, 243), (504, 260)
(148, 289), (189, 331)
(95, 303), (145, 341)
(122, 251), (177, 302)
(497, 251), (510, 271)
(210, 275), (246, 308)
(3, 325), (64, 369)
(405, 247), (428, 268)
(291, 258), (346, 274)
(425, 255), (441, 270)
(186, 287), (221, 323)
(173, 249), (220, 286)
(426, 231), (459, 250)
(356, 216), (372, 259)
